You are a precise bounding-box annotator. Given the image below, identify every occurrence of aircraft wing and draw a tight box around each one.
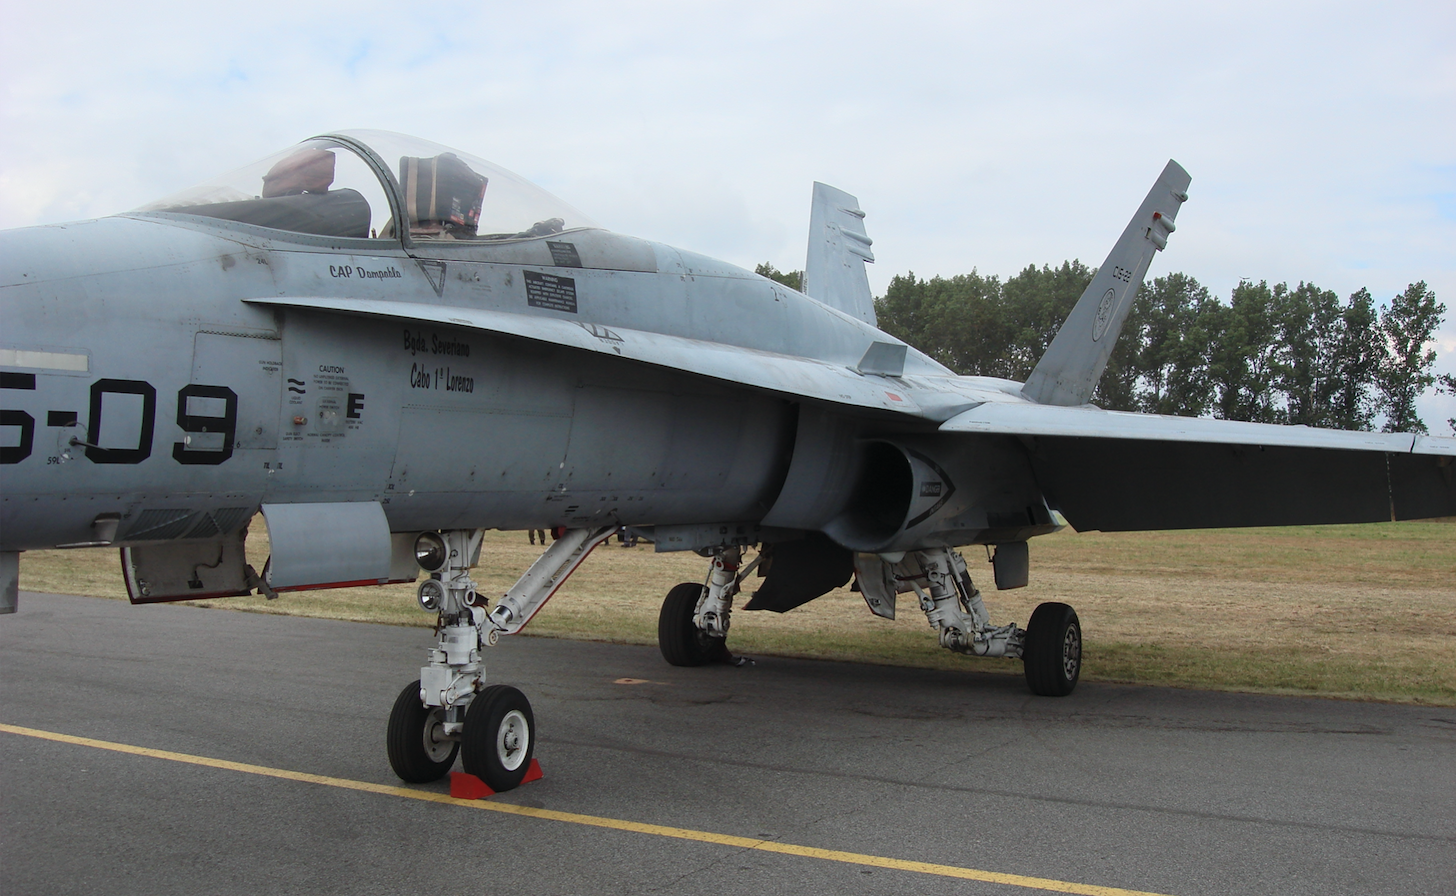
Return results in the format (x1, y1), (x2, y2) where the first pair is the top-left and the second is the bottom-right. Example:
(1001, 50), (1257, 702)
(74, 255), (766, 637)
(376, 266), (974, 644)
(941, 402), (1456, 530)
(245, 296), (928, 416)
(244, 297), (1456, 532)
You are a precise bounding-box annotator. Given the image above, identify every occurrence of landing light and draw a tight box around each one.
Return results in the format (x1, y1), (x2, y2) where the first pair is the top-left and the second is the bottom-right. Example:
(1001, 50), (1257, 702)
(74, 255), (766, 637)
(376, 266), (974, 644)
(414, 532), (447, 572)
(417, 578), (445, 612)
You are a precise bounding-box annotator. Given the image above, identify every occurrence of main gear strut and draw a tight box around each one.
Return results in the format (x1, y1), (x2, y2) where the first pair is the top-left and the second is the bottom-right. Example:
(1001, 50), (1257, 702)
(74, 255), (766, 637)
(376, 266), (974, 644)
(658, 545), (762, 666)
(857, 545), (1083, 695)
(905, 547), (1024, 658)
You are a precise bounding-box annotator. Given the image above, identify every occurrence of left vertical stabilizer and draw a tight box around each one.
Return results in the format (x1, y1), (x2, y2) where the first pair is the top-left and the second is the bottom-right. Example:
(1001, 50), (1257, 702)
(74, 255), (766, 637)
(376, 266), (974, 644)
(803, 182), (877, 326)
(1021, 161), (1191, 407)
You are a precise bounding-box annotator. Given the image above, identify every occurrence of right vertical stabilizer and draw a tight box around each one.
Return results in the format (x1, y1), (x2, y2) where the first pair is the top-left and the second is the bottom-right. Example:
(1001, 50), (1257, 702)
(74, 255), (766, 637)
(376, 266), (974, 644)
(803, 182), (877, 326)
(1021, 161), (1191, 407)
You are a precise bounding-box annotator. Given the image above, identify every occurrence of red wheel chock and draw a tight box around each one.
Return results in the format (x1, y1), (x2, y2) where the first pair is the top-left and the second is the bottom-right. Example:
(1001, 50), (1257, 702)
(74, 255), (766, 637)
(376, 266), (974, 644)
(449, 771), (494, 799)
(449, 759), (543, 800)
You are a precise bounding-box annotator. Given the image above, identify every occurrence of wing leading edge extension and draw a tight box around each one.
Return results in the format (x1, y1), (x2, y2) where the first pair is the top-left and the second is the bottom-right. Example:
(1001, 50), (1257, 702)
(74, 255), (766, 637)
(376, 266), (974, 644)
(245, 296), (925, 416)
(941, 402), (1456, 530)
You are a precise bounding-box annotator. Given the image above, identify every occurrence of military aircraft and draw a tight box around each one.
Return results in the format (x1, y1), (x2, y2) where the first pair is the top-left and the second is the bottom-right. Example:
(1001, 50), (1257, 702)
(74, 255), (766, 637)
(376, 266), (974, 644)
(3, 131), (1453, 792)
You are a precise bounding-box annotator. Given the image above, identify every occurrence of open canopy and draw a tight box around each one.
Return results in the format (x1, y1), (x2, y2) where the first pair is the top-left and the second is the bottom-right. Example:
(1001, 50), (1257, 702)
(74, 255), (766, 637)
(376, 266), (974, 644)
(135, 130), (599, 243)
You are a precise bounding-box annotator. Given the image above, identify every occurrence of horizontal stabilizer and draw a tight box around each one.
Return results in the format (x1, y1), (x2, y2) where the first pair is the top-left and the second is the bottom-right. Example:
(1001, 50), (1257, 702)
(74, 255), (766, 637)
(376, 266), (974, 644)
(804, 182), (877, 326)
(1022, 160), (1191, 407)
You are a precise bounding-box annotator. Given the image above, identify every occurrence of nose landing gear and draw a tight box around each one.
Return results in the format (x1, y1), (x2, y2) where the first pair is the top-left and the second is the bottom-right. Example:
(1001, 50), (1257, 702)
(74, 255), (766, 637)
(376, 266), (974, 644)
(386, 527), (611, 789)
(385, 529), (540, 790)
(386, 679), (461, 783)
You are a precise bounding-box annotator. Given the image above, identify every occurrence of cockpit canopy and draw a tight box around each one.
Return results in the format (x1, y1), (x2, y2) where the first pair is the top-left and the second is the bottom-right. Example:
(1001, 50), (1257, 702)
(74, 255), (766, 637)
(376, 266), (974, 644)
(135, 130), (598, 243)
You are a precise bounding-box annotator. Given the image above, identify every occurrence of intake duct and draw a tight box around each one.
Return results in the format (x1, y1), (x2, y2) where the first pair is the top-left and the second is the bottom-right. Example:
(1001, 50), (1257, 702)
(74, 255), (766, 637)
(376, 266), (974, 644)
(762, 406), (1056, 554)
(759, 409), (970, 553)
(822, 441), (914, 551)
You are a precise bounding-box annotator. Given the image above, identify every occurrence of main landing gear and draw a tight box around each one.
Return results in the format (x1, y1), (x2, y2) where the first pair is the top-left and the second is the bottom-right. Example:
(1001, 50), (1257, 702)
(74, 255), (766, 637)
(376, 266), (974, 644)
(664, 542), (1084, 696)
(386, 526), (613, 789)
(868, 546), (1082, 696)
(657, 545), (759, 666)
(1022, 601), (1081, 697)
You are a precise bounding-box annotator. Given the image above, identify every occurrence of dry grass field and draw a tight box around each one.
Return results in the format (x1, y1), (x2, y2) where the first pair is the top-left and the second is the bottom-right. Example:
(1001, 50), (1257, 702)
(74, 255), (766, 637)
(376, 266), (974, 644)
(17, 520), (1456, 704)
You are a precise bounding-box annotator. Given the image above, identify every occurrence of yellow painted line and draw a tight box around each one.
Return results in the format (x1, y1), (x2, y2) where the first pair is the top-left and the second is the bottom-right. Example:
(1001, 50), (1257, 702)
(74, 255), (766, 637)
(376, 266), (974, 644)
(1, 722), (1172, 896)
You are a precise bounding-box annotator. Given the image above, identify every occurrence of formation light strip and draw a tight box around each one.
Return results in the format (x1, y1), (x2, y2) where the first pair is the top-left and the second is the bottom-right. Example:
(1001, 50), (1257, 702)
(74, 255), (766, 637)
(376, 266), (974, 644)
(0, 349), (89, 371)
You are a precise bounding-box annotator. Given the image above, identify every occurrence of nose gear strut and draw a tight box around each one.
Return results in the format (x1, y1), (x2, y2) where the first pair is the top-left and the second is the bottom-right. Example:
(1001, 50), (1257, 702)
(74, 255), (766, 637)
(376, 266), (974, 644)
(388, 526), (617, 788)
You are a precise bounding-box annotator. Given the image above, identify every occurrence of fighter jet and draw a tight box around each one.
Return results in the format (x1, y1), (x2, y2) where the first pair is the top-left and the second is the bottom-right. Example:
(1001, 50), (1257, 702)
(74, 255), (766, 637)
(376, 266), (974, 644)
(3, 131), (1452, 791)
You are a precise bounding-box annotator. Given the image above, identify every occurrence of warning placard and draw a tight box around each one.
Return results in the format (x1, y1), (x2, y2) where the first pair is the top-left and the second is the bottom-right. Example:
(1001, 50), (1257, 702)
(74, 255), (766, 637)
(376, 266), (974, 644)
(546, 241), (583, 268)
(524, 270), (578, 314)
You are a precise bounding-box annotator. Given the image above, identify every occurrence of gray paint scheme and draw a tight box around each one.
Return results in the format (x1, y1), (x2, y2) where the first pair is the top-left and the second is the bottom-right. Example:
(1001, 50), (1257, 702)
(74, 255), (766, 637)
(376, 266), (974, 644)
(1, 136), (1452, 606)
(260, 501), (392, 589)
(1022, 160), (1191, 407)
(804, 182), (877, 326)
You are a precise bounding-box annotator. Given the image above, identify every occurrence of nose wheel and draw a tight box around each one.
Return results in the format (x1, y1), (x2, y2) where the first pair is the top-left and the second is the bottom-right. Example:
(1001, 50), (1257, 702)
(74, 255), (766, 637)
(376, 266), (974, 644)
(386, 680), (460, 783)
(387, 681), (537, 791)
(461, 684), (536, 792)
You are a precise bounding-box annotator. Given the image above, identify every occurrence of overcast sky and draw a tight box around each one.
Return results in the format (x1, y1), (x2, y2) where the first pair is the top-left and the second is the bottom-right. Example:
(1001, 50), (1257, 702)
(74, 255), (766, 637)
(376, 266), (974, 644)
(4, 1), (1453, 429)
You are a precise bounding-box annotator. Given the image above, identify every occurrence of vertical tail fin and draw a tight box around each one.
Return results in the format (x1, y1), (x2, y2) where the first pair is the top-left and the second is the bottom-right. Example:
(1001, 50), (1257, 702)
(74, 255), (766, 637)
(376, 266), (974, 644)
(804, 182), (877, 326)
(1021, 161), (1191, 407)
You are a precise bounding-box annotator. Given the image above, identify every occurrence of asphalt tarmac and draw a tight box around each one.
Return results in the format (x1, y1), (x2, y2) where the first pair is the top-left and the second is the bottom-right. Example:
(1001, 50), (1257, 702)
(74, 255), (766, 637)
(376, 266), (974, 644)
(2, 591), (1452, 896)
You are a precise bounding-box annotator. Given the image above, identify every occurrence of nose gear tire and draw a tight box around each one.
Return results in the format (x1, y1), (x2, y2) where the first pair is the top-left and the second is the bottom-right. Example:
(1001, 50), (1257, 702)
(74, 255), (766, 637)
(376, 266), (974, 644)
(387, 679), (460, 783)
(461, 684), (535, 792)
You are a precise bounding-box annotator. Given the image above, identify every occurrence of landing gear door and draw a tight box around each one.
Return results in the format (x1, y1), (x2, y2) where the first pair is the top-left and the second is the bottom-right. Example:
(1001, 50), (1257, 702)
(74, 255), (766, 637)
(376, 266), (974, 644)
(122, 531), (253, 604)
(259, 501), (392, 590)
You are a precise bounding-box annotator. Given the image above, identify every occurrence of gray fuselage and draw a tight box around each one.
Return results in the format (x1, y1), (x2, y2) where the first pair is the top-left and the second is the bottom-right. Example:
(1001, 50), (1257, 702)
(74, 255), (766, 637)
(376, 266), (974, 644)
(2, 212), (1034, 554)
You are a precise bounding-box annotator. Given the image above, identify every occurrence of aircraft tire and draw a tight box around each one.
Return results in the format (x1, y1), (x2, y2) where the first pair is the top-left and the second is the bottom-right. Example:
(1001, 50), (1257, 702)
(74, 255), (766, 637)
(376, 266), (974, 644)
(386, 680), (460, 783)
(461, 684), (535, 792)
(1023, 602), (1082, 697)
(658, 582), (720, 666)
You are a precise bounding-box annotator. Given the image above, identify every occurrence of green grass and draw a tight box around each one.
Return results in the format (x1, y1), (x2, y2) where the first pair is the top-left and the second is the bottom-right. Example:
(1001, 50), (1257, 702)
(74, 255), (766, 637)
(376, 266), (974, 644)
(17, 520), (1456, 705)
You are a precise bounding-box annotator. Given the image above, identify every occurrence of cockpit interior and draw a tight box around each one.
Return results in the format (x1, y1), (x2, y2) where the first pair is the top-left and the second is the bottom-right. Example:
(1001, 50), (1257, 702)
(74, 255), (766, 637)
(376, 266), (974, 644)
(136, 130), (597, 244)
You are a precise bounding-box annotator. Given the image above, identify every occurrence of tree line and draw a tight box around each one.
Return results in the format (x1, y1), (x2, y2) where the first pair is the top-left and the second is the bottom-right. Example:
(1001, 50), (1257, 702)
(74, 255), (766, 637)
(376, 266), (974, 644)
(756, 262), (1451, 434)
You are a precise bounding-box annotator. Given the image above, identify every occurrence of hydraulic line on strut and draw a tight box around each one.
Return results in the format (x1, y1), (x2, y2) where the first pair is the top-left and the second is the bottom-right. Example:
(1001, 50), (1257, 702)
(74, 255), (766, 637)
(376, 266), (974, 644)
(906, 547), (1023, 659)
(694, 546), (763, 637)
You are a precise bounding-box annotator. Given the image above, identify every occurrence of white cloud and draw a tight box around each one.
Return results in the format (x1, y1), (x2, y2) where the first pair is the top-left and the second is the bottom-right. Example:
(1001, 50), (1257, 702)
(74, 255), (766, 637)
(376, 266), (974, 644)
(3, 1), (1453, 429)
